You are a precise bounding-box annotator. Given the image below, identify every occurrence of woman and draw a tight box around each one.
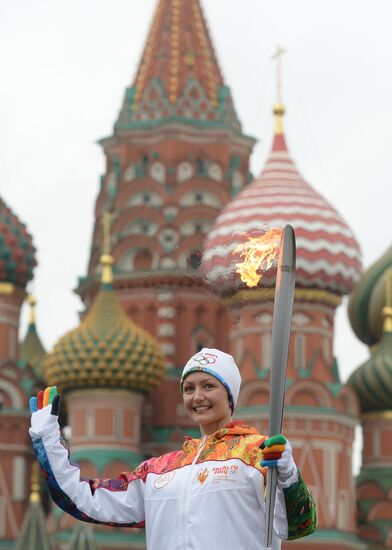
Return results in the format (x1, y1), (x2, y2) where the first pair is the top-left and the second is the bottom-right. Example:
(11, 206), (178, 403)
(29, 347), (316, 549)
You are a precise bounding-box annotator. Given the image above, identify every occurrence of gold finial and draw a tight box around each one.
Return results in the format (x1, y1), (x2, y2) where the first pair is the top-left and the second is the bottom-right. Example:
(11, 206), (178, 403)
(27, 294), (37, 325)
(100, 211), (114, 285)
(382, 268), (392, 333)
(271, 46), (287, 135)
(30, 462), (40, 503)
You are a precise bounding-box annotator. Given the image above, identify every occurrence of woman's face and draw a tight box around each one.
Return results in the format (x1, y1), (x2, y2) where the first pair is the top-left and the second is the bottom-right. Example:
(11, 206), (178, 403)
(182, 371), (232, 436)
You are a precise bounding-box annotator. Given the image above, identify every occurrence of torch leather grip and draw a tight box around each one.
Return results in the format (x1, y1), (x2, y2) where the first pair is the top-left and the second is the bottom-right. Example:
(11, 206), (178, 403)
(264, 466), (278, 547)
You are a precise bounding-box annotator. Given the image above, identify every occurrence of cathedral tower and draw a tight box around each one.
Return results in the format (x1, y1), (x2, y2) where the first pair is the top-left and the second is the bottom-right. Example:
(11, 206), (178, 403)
(77, 0), (255, 454)
(0, 195), (38, 544)
(203, 90), (366, 548)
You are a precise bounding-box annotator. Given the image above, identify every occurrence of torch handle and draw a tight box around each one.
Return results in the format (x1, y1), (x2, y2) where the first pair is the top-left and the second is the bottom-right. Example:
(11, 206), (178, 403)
(264, 466), (279, 547)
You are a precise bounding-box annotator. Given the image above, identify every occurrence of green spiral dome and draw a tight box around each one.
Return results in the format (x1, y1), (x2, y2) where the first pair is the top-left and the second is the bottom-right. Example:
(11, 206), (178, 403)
(42, 286), (165, 393)
(348, 265), (392, 413)
(348, 329), (392, 413)
(348, 245), (392, 347)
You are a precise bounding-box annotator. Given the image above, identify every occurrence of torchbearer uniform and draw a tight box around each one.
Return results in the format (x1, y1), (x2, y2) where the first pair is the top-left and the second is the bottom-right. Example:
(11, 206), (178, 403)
(30, 418), (316, 550)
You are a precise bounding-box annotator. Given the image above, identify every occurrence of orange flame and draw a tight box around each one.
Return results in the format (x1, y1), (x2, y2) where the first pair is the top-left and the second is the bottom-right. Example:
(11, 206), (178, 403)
(233, 228), (282, 287)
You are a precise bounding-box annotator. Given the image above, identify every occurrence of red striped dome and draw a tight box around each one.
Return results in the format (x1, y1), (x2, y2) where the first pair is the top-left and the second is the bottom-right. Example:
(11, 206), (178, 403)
(203, 124), (362, 296)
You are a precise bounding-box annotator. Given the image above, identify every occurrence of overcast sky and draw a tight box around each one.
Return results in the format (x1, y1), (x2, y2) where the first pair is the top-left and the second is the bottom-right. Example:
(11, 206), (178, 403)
(1, 0), (391, 389)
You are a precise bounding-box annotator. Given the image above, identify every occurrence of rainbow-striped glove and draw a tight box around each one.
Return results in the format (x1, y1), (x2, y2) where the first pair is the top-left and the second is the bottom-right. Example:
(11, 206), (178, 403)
(260, 435), (298, 486)
(29, 386), (61, 438)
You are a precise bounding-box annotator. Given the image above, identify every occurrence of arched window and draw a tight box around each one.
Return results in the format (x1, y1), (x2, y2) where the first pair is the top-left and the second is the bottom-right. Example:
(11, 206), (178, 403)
(188, 250), (202, 270)
(134, 249), (153, 270)
(179, 190), (221, 208)
(141, 154), (149, 176)
(196, 158), (207, 176)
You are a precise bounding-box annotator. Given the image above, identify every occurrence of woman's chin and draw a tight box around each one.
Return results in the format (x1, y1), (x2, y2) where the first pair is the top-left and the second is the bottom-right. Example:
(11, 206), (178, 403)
(192, 409), (213, 421)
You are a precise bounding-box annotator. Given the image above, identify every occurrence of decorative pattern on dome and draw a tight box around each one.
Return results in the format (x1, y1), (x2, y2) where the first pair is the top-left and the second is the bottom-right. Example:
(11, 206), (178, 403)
(203, 132), (362, 296)
(114, 0), (241, 131)
(348, 245), (392, 346)
(348, 268), (392, 413)
(0, 197), (36, 288)
(42, 287), (165, 393)
(348, 330), (392, 413)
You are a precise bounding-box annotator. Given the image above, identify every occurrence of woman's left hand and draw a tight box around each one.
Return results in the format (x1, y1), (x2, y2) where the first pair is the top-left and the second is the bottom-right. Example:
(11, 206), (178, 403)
(260, 435), (298, 483)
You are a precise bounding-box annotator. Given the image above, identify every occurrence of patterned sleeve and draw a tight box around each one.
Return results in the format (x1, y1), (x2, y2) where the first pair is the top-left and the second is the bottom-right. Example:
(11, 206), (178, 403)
(282, 472), (317, 539)
(31, 428), (149, 527)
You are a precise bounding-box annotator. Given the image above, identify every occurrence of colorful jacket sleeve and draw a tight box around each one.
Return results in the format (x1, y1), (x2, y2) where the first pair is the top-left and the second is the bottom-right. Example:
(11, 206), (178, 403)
(31, 427), (147, 527)
(251, 435), (316, 540)
(282, 472), (317, 539)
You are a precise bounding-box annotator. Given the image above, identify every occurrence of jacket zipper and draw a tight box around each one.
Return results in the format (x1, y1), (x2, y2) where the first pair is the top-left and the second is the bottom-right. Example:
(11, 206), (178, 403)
(178, 435), (207, 549)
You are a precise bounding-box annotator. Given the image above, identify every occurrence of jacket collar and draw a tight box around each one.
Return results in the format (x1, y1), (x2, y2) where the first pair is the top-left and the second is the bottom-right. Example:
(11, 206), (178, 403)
(182, 421), (260, 454)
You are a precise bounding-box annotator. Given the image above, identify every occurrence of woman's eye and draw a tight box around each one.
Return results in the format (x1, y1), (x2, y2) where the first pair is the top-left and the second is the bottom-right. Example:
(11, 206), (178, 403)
(184, 386), (193, 393)
(205, 384), (214, 390)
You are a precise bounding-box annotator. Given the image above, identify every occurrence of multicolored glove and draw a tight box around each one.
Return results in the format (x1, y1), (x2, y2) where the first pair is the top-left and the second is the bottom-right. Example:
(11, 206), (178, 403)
(29, 386), (61, 438)
(260, 435), (298, 486)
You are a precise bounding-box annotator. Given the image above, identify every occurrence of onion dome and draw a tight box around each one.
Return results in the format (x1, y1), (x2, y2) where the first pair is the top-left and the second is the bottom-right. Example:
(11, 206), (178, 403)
(20, 295), (46, 378)
(42, 252), (165, 393)
(0, 197), (36, 288)
(348, 244), (392, 347)
(203, 103), (362, 297)
(348, 268), (392, 413)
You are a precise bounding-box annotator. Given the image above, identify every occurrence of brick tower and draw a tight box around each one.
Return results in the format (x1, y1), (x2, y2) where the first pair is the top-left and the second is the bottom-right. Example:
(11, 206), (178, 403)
(76, 0), (255, 456)
(0, 195), (38, 546)
(348, 246), (392, 549)
(203, 99), (367, 548)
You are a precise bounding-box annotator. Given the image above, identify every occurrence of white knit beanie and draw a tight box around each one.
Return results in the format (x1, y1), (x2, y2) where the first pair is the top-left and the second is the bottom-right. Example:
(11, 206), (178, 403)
(180, 348), (242, 411)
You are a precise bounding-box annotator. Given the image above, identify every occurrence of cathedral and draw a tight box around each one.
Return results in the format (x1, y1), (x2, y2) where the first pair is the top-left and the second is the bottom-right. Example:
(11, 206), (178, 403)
(0, 0), (391, 548)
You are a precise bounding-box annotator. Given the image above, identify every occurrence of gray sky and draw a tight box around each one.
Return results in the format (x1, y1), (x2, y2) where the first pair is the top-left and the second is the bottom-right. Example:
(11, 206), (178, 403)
(1, 0), (392, 387)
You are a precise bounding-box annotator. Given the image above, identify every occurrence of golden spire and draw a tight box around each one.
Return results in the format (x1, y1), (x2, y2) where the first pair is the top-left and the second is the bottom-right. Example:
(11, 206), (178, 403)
(27, 294), (37, 326)
(101, 211), (114, 285)
(382, 268), (392, 333)
(30, 462), (40, 503)
(271, 46), (286, 135)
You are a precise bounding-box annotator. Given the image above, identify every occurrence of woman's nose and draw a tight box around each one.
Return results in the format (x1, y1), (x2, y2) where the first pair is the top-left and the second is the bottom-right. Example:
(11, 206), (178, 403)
(193, 387), (205, 401)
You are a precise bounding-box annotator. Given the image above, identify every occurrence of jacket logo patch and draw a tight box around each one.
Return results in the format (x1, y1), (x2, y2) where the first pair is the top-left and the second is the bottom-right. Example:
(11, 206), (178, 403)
(197, 468), (209, 485)
(154, 471), (175, 489)
(196, 465), (240, 486)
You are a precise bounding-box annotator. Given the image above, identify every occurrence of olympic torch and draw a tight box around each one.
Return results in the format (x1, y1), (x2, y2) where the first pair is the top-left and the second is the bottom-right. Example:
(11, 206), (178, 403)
(264, 225), (296, 547)
(234, 224), (296, 548)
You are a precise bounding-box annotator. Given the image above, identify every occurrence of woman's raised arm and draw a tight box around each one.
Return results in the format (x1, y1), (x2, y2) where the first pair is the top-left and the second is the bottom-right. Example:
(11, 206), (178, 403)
(29, 387), (146, 527)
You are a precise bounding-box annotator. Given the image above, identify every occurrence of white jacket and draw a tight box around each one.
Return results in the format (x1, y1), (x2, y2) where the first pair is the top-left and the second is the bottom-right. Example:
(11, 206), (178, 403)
(30, 413), (313, 550)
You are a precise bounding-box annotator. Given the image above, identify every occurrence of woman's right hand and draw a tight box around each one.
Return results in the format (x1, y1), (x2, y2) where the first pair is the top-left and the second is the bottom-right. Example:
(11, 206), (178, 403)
(29, 386), (61, 438)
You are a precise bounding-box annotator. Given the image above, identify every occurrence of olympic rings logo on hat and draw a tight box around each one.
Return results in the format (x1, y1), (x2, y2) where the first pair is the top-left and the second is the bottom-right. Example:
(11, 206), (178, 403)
(190, 353), (217, 367)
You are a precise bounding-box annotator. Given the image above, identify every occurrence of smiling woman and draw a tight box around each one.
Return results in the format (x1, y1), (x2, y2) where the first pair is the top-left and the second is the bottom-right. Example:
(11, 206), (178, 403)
(28, 348), (316, 550)
(182, 373), (233, 435)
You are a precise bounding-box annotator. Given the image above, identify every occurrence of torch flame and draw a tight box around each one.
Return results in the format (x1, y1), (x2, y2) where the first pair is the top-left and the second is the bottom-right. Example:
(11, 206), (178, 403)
(233, 228), (282, 287)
